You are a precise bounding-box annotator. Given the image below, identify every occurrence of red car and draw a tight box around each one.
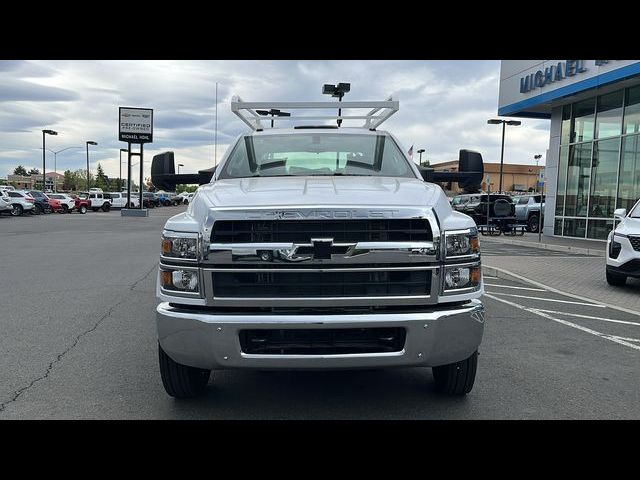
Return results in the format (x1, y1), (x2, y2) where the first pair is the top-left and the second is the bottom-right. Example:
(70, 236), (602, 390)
(69, 194), (89, 214)
(47, 197), (63, 213)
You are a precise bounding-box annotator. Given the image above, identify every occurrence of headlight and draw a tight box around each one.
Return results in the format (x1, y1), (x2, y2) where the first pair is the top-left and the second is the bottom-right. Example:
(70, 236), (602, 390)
(445, 228), (479, 258)
(160, 268), (200, 293)
(443, 264), (482, 292)
(161, 231), (199, 260)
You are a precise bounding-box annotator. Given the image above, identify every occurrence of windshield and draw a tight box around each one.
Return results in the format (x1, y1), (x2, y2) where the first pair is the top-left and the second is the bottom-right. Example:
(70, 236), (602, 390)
(219, 133), (416, 179)
(630, 200), (640, 218)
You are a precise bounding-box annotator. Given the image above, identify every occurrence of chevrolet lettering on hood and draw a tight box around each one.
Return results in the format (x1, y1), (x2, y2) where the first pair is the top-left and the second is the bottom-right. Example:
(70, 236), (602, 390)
(243, 209), (402, 220)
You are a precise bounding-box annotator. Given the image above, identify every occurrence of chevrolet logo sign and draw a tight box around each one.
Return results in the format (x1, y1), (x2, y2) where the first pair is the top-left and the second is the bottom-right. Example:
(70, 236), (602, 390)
(310, 238), (333, 260)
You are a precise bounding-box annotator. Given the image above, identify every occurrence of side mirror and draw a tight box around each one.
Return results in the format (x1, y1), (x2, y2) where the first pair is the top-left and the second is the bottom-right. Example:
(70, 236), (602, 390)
(421, 149), (484, 193)
(614, 208), (627, 220)
(151, 151), (216, 191)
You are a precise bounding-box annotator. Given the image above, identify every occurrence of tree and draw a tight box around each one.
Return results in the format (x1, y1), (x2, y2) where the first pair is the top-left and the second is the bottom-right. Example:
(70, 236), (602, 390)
(95, 163), (107, 190)
(13, 165), (27, 176)
(28, 168), (40, 175)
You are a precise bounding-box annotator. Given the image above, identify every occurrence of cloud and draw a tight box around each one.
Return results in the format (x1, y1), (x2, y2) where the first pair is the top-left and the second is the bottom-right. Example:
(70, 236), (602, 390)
(0, 60), (551, 181)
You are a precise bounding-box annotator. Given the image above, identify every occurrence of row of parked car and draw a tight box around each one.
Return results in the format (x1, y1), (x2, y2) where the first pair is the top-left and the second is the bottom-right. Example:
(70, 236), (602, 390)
(449, 192), (545, 234)
(0, 187), (195, 217)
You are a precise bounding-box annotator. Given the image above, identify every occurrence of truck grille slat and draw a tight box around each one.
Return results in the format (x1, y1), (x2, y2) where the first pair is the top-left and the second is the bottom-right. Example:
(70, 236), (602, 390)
(212, 270), (431, 298)
(629, 236), (640, 252)
(211, 219), (432, 243)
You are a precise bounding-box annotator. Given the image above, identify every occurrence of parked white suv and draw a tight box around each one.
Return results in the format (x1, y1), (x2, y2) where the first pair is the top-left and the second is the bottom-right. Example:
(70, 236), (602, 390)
(106, 192), (139, 208)
(85, 191), (112, 212)
(0, 189), (35, 216)
(0, 192), (13, 214)
(47, 193), (76, 213)
(606, 199), (640, 286)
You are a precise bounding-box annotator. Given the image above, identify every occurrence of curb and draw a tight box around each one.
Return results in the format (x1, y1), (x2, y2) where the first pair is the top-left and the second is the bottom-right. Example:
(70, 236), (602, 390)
(480, 236), (605, 257)
(483, 264), (640, 318)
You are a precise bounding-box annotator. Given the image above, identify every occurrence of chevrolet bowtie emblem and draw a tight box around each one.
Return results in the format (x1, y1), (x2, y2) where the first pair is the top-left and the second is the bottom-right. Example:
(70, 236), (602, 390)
(310, 238), (333, 260)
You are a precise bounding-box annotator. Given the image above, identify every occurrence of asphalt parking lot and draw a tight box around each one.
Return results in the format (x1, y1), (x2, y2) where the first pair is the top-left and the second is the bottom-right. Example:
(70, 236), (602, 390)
(1, 208), (639, 419)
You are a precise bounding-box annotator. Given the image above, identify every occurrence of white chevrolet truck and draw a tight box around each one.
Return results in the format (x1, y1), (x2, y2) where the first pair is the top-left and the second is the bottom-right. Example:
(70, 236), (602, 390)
(151, 93), (486, 398)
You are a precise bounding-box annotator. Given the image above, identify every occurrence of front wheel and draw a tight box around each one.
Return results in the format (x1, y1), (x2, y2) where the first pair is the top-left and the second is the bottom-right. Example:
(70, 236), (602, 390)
(528, 214), (540, 233)
(432, 350), (478, 395)
(102, 203), (111, 212)
(158, 344), (211, 398)
(606, 270), (627, 286)
(34, 204), (43, 215)
(79, 205), (87, 214)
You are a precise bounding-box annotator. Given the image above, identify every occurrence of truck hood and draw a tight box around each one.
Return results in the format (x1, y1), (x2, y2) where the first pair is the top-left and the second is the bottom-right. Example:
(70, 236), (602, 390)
(199, 176), (440, 208)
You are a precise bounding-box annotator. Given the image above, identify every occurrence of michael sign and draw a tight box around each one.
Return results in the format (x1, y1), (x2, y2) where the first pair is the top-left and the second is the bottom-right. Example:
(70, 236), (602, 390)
(519, 60), (609, 94)
(119, 107), (153, 143)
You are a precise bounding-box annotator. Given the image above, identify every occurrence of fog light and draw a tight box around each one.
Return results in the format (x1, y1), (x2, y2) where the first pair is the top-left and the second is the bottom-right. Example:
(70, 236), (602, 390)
(172, 270), (199, 292)
(609, 241), (622, 259)
(160, 269), (199, 293)
(444, 265), (481, 292)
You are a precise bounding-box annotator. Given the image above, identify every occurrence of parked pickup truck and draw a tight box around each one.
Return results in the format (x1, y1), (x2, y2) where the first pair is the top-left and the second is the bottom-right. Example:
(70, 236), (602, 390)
(106, 192), (139, 208)
(151, 93), (486, 399)
(513, 194), (545, 233)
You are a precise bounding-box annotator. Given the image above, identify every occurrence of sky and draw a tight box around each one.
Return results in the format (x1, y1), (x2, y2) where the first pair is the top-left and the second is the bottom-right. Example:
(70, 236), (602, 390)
(0, 60), (550, 181)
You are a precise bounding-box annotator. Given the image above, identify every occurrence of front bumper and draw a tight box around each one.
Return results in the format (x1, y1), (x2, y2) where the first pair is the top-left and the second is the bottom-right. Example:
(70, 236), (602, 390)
(156, 299), (484, 370)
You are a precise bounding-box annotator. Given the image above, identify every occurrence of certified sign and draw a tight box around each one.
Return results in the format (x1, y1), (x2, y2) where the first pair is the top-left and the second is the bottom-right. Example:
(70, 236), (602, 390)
(119, 107), (153, 143)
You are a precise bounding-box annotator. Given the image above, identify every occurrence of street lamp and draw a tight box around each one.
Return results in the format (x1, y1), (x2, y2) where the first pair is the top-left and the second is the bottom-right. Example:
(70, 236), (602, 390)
(120, 148), (128, 192)
(417, 149), (426, 166)
(487, 118), (521, 193)
(177, 163), (184, 174)
(46, 146), (83, 192)
(42, 129), (58, 191)
(86, 141), (98, 191)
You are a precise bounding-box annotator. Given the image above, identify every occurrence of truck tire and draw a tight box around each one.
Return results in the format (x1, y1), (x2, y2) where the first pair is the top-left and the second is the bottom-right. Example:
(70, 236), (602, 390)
(34, 204), (43, 215)
(79, 205), (87, 214)
(102, 203), (111, 212)
(61, 205), (69, 213)
(528, 214), (539, 233)
(432, 350), (478, 395)
(606, 270), (627, 286)
(159, 344), (210, 398)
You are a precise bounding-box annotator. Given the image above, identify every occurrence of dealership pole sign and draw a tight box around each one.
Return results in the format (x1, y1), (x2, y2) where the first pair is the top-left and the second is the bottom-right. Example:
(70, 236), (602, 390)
(119, 107), (153, 143)
(119, 106), (154, 216)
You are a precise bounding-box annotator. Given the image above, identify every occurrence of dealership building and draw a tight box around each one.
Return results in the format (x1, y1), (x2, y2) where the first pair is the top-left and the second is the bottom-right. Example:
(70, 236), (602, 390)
(498, 60), (640, 240)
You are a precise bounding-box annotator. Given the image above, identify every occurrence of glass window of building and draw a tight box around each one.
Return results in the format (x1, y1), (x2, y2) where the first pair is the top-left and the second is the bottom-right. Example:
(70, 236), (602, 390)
(560, 104), (572, 145)
(555, 145), (570, 215)
(587, 219), (614, 240)
(617, 133), (640, 212)
(595, 91), (623, 139)
(623, 86), (640, 135)
(563, 218), (586, 238)
(554, 218), (563, 236)
(571, 98), (596, 143)
(564, 143), (592, 217)
(589, 138), (620, 218)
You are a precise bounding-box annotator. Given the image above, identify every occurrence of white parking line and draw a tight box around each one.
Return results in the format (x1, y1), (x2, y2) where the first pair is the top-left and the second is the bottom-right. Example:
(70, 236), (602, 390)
(533, 309), (640, 327)
(488, 292), (606, 307)
(485, 293), (640, 352)
(485, 284), (546, 292)
(608, 335), (640, 343)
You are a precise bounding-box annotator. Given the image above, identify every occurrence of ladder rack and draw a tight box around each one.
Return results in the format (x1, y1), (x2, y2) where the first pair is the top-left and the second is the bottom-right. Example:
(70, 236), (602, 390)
(231, 95), (399, 131)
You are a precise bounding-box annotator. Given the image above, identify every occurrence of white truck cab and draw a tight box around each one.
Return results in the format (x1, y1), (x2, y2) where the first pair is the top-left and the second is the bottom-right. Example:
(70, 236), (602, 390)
(152, 93), (486, 398)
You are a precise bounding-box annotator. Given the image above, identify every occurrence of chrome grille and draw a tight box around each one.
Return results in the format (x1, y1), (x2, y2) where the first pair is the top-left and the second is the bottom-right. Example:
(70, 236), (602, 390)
(211, 219), (432, 243)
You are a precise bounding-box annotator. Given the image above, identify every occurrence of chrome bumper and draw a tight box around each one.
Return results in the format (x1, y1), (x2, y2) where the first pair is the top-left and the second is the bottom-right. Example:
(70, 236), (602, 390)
(156, 299), (485, 370)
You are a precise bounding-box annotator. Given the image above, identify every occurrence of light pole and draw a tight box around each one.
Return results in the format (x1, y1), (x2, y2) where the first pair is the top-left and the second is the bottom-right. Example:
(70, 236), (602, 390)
(42, 130), (58, 191)
(177, 163), (184, 174)
(86, 141), (98, 190)
(417, 149), (426, 166)
(46, 146), (83, 192)
(487, 118), (521, 193)
(120, 148), (128, 192)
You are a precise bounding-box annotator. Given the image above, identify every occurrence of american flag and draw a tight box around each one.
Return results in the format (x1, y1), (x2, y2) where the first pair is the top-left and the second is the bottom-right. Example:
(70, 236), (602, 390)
(407, 145), (413, 160)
